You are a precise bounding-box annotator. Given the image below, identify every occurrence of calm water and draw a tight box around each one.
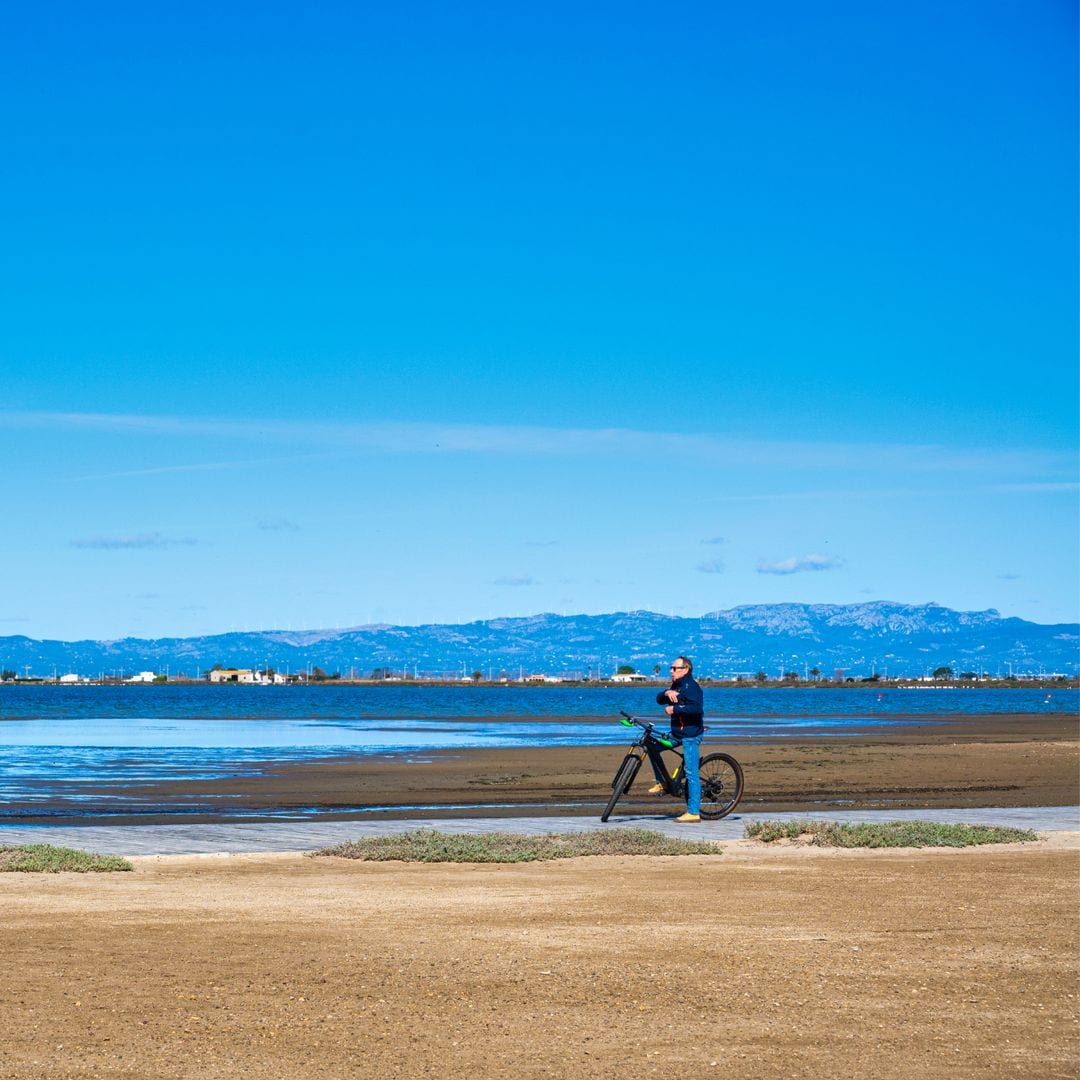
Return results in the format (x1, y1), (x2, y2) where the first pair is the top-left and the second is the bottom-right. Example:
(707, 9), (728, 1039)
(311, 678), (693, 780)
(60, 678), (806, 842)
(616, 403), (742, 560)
(1, 685), (1072, 819)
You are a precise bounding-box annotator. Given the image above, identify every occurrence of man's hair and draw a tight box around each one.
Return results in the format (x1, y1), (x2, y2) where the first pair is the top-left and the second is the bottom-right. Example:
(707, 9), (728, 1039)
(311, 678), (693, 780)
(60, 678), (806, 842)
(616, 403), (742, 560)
(676, 656), (693, 675)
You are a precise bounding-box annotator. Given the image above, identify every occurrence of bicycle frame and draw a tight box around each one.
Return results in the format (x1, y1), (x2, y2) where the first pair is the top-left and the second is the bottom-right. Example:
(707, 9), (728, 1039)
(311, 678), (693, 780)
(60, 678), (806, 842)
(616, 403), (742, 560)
(612, 713), (686, 798)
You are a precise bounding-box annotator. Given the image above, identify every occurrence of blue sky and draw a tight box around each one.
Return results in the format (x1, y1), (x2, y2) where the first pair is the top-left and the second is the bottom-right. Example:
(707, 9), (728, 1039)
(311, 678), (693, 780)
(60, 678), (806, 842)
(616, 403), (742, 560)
(2, 1), (1077, 640)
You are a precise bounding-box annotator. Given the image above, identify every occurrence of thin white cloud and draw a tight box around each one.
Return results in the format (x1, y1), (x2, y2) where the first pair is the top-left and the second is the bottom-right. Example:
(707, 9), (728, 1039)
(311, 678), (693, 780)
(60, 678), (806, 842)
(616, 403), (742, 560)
(258, 518), (301, 532)
(69, 451), (348, 482)
(3, 410), (1070, 476)
(701, 536), (727, 545)
(987, 482), (1079, 493)
(710, 479), (1080, 502)
(71, 533), (198, 551)
(493, 576), (537, 587)
(757, 553), (843, 575)
(696, 559), (726, 574)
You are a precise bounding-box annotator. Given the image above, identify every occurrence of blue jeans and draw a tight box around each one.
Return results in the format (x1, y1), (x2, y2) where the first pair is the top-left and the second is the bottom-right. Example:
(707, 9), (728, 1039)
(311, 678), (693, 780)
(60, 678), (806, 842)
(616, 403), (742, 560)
(682, 734), (702, 815)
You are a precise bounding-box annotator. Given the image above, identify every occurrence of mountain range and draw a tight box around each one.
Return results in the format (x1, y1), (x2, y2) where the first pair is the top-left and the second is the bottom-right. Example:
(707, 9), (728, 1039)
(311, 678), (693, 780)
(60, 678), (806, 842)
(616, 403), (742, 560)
(2, 602), (1077, 679)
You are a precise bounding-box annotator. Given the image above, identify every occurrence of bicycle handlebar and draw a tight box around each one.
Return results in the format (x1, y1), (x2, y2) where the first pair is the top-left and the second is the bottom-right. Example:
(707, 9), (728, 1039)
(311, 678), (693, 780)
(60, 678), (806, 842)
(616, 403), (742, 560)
(617, 711), (678, 749)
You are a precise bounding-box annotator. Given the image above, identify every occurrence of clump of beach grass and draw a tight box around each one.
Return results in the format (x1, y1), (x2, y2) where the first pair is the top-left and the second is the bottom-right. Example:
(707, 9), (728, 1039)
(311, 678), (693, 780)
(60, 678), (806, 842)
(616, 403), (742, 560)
(315, 827), (720, 863)
(0, 844), (133, 873)
(744, 819), (1038, 848)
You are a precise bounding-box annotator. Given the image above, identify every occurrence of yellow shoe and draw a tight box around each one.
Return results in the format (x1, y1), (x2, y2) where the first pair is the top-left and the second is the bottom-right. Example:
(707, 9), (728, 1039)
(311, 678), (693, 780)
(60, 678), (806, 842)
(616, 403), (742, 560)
(647, 783), (664, 795)
(674, 813), (701, 823)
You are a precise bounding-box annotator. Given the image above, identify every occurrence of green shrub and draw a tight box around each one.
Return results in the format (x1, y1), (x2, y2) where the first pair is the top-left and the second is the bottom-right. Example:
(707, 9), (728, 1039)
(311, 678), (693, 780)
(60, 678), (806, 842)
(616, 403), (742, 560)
(0, 844), (133, 872)
(315, 827), (720, 863)
(744, 819), (1038, 848)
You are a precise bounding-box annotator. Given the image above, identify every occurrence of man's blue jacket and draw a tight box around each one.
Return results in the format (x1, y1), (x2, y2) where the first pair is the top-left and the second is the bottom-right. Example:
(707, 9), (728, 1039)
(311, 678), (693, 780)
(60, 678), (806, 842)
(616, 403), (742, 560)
(656, 673), (704, 739)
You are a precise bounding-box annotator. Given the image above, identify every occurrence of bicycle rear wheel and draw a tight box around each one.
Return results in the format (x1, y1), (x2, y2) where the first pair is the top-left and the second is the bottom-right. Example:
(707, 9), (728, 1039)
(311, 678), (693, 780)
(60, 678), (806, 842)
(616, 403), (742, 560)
(601, 753), (642, 822)
(698, 753), (743, 819)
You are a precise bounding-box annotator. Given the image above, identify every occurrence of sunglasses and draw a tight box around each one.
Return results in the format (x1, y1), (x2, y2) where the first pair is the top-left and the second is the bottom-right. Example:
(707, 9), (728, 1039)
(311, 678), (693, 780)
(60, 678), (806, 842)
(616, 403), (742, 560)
(670, 664), (687, 671)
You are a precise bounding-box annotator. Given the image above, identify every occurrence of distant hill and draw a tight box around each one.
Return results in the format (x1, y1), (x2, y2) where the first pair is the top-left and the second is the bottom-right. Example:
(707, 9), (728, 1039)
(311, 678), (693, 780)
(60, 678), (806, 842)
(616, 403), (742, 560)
(2, 602), (1077, 679)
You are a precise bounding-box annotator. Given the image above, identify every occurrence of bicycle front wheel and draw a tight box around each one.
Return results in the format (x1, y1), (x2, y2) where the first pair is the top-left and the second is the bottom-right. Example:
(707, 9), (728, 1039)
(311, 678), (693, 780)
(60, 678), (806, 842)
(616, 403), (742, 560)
(601, 753), (642, 822)
(698, 753), (744, 819)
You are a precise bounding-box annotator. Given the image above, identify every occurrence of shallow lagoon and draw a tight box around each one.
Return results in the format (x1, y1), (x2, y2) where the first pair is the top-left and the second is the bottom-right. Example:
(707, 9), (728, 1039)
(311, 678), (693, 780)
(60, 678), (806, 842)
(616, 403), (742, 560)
(2, 682), (1071, 723)
(0, 685), (1072, 815)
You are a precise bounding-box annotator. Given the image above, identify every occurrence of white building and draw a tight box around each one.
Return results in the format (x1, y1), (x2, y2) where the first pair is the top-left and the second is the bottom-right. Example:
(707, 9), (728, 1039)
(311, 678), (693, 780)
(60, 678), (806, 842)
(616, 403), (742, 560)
(207, 668), (286, 684)
(207, 668), (253, 683)
(126, 671), (158, 683)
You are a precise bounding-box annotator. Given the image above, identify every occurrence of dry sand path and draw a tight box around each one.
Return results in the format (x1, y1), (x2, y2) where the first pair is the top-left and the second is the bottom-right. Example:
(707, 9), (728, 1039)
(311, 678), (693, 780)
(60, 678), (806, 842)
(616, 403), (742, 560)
(1, 837), (1077, 1079)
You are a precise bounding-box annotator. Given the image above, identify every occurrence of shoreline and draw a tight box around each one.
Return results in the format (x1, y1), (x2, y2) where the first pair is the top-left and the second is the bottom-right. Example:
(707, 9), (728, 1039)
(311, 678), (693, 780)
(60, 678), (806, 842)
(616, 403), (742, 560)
(5, 679), (1077, 688)
(6, 712), (1077, 826)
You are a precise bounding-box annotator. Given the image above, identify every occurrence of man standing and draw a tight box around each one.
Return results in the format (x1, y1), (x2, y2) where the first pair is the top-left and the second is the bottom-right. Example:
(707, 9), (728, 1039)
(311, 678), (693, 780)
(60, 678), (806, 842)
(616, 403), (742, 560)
(650, 656), (704, 822)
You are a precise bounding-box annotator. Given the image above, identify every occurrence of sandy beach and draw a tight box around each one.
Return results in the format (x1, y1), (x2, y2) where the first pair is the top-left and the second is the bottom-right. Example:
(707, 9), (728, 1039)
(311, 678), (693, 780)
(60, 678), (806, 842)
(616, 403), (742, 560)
(2, 712), (1077, 1077)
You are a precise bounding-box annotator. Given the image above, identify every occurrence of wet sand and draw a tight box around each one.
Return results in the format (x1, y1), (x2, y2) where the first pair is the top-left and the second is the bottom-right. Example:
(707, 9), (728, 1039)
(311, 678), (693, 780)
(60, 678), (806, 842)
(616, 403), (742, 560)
(14, 712), (1078, 825)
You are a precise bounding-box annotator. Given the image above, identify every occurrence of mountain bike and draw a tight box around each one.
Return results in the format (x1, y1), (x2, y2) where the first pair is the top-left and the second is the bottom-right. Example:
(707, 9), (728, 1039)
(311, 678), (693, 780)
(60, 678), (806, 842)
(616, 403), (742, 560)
(600, 711), (744, 823)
